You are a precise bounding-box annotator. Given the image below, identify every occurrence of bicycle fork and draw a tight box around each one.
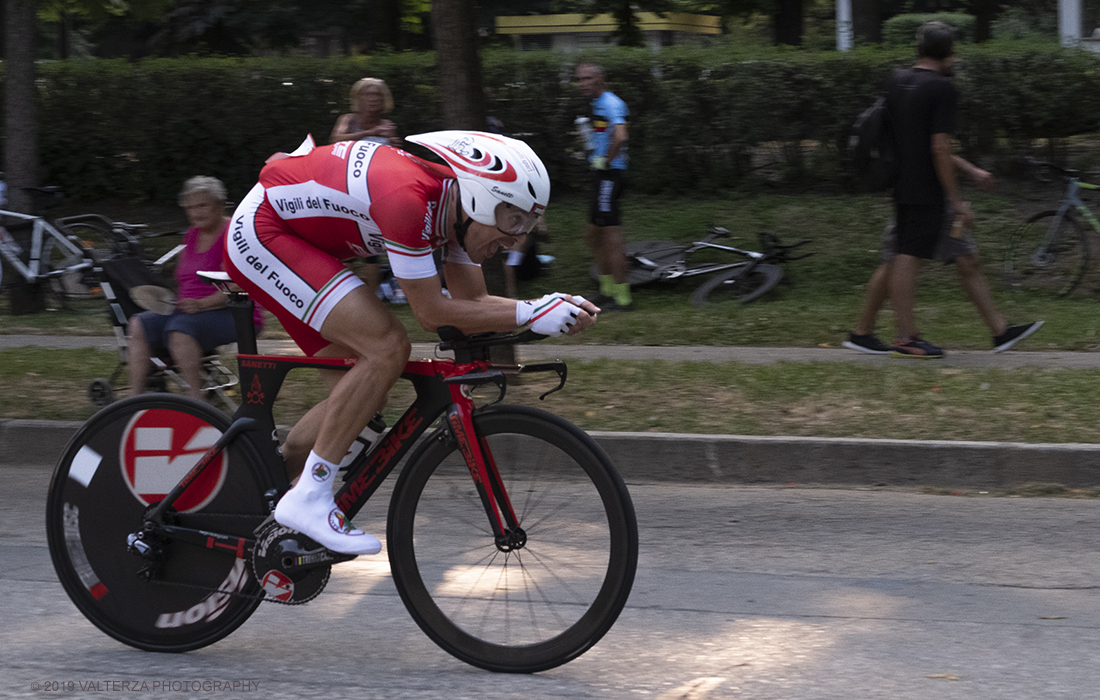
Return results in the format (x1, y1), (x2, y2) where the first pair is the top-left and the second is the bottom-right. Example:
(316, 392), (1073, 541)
(444, 397), (526, 552)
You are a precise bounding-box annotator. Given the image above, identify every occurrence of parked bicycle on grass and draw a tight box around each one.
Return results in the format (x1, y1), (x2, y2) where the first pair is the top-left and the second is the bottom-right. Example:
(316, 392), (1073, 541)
(591, 227), (811, 306)
(1003, 160), (1097, 298)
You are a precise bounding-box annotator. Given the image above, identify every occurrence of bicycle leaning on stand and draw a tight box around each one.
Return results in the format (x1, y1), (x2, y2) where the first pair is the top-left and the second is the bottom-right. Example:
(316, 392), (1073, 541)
(46, 272), (639, 674)
(1003, 160), (1097, 297)
(592, 227), (811, 306)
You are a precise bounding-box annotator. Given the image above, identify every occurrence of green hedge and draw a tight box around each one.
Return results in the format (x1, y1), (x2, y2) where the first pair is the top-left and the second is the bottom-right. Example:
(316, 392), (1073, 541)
(882, 13), (976, 45)
(5, 40), (1097, 204)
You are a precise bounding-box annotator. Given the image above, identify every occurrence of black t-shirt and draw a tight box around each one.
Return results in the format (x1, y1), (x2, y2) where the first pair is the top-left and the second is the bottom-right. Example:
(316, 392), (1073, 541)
(888, 67), (956, 205)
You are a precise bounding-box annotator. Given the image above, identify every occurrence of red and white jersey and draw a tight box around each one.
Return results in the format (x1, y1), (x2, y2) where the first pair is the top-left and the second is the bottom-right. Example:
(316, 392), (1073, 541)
(258, 137), (469, 279)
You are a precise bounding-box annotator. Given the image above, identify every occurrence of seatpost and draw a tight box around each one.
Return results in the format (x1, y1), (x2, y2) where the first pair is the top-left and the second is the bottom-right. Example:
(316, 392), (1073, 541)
(227, 292), (257, 355)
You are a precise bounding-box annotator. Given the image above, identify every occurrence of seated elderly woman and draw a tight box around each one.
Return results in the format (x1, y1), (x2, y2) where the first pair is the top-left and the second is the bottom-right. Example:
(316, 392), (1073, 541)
(128, 176), (262, 400)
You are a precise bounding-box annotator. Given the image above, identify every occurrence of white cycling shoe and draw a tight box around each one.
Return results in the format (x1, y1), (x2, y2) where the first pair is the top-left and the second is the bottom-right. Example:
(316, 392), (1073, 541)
(275, 455), (381, 556)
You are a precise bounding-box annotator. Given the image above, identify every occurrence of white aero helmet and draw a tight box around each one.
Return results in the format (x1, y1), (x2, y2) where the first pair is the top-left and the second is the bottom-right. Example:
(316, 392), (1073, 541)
(405, 130), (550, 227)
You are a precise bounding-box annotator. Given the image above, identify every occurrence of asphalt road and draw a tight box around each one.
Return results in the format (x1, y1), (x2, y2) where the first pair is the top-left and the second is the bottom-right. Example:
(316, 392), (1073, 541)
(5, 464), (1100, 699)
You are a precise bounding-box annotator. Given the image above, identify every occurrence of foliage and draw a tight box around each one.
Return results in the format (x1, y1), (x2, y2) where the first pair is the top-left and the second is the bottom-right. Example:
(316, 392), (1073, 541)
(3, 40), (1097, 203)
(881, 12), (975, 45)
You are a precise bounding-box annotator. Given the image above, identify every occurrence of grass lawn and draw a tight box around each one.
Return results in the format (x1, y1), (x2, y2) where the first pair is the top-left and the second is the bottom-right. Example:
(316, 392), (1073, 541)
(4, 348), (1100, 446)
(3, 186), (1098, 443)
(3, 185), (1088, 348)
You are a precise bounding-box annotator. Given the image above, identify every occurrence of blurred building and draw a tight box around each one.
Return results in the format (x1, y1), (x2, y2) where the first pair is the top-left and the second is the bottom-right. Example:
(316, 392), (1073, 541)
(495, 13), (721, 51)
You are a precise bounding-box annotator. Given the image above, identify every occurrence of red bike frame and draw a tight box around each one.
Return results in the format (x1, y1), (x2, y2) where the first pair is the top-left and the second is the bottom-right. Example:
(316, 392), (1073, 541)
(141, 293), (565, 556)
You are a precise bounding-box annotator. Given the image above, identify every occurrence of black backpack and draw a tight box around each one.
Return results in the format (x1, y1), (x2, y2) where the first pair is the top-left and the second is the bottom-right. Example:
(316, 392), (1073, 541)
(849, 95), (898, 192)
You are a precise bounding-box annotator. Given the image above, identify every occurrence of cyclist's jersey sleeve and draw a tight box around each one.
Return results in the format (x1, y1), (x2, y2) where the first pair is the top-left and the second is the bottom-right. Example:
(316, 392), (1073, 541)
(258, 139), (463, 279)
(589, 91), (629, 170)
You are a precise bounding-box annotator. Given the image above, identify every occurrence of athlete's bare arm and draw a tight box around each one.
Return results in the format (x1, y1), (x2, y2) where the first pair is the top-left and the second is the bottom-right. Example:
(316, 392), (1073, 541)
(399, 269), (518, 335)
(400, 262), (597, 336)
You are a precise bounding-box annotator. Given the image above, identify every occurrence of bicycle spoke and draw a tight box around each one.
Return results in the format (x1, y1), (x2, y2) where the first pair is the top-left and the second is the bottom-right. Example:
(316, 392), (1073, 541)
(389, 408), (637, 671)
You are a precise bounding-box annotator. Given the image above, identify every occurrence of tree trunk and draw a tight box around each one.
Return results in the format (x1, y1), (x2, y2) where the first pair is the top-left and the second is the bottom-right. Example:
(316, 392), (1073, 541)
(774, 0), (803, 46)
(852, 0), (882, 44)
(5, 0), (38, 214)
(431, 0), (485, 130)
(973, 0), (994, 42)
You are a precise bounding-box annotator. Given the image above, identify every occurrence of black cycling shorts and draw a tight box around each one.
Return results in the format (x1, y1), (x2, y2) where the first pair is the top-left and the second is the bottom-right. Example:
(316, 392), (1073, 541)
(588, 169), (626, 227)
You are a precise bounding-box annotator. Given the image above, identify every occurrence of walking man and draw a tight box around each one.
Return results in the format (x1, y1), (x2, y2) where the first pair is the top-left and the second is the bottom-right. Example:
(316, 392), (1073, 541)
(576, 63), (633, 311)
(845, 21), (1041, 357)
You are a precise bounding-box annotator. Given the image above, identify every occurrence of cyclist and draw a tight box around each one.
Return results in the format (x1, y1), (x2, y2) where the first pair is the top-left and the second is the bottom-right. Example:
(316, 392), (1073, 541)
(225, 131), (598, 555)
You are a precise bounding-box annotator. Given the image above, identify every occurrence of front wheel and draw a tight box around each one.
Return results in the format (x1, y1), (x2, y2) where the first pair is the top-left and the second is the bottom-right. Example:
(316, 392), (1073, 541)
(387, 406), (638, 673)
(1003, 210), (1090, 297)
(46, 396), (274, 652)
(690, 262), (783, 306)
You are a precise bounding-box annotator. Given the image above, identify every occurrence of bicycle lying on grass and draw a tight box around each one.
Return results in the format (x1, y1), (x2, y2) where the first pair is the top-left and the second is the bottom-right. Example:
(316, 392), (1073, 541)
(47, 273), (638, 674)
(592, 227), (811, 306)
(0, 186), (149, 312)
(1003, 160), (1096, 297)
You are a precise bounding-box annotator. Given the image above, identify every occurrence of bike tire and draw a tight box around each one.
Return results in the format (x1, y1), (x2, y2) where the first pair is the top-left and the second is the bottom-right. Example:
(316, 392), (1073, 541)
(59, 218), (136, 263)
(689, 262), (783, 306)
(1003, 210), (1090, 297)
(387, 406), (638, 673)
(589, 240), (687, 286)
(46, 395), (274, 652)
(41, 234), (104, 314)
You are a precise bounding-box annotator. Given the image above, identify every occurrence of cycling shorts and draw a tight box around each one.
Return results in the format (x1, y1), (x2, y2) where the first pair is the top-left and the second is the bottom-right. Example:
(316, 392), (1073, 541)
(225, 183), (364, 356)
(589, 169), (626, 227)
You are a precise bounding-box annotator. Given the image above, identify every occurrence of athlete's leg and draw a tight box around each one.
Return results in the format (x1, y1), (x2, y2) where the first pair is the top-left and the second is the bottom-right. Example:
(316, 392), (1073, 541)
(272, 287), (409, 555)
(309, 290), (409, 461)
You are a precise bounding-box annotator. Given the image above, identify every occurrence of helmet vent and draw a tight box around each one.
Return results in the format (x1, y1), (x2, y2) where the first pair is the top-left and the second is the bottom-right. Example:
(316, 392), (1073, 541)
(528, 182), (537, 198)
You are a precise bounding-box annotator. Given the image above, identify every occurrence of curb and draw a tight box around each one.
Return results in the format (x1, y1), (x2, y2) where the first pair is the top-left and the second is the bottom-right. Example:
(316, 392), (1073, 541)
(5, 419), (1100, 489)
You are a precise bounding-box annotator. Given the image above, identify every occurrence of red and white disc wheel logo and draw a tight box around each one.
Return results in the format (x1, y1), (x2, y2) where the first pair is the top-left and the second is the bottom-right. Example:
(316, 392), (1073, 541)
(260, 570), (294, 602)
(119, 409), (228, 513)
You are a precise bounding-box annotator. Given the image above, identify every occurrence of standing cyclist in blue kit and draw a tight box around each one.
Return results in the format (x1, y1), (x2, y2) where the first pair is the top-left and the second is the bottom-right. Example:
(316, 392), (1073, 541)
(576, 63), (633, 311)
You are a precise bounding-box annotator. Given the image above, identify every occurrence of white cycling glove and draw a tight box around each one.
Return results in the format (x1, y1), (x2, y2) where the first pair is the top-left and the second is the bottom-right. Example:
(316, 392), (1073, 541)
(516, 293), (583, 337)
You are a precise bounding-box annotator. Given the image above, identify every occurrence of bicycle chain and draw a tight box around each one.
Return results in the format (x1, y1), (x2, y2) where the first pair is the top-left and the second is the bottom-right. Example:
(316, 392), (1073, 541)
(144, 560), (329, 606)
(139, 514), (330, 606)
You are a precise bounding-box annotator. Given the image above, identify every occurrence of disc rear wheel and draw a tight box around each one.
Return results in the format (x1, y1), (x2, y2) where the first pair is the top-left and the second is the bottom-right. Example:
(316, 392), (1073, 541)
(46, 396), (274, 651)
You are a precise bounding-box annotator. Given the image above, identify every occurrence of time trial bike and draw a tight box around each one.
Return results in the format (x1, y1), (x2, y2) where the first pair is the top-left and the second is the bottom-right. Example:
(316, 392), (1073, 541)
(46, 274), (638, 674)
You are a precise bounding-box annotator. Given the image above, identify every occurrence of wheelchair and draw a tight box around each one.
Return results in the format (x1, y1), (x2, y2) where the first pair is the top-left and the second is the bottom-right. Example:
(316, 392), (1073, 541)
(87, 256), (240, 412)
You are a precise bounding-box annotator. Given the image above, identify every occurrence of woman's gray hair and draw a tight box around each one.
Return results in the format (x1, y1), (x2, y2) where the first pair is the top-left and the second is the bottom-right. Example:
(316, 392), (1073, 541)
(178, 176), (227, 206)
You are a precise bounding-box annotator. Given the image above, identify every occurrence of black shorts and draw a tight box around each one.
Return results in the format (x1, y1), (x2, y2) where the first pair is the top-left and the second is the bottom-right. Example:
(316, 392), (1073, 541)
(588, 169), (626, 227)
(889, 201), (977, 262)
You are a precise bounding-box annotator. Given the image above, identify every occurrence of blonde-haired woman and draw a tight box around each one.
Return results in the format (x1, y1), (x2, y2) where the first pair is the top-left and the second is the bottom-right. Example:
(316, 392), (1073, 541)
(329, 77), (399, 146)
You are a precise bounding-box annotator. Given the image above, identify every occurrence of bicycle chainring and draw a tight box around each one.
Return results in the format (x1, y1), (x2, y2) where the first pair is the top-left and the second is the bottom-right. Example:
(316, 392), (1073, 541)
(654, 263), (687, 280)
(250, 520), (338, 605)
